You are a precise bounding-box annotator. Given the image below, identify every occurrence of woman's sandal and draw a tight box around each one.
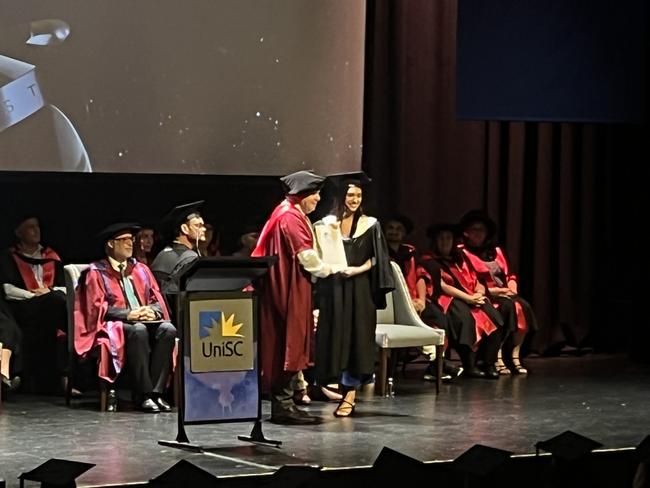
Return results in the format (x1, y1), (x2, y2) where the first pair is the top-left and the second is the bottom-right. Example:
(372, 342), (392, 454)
(511, 357), (528, 375)
(293, 388), (312, 405)
(495, 358), (511, 375)
(333, 399), (356, 417)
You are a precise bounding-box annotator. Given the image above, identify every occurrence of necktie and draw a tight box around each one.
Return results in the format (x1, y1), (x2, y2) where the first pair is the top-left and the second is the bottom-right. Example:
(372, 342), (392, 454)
(119, 264), (141, 310)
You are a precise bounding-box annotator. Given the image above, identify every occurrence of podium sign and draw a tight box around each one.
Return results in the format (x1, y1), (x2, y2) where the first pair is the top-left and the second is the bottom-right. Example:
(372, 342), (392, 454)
(189, 298), (254, 373)
(182, 291), (259, 424)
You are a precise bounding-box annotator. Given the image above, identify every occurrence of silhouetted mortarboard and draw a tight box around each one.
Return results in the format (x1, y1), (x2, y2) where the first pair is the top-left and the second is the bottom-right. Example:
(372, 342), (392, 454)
(535, 431), (603, 462)
(451, 444), (512, 477)
(160, 200), (205, 233)
(458, 209), (497, 237)
(384, 213), (414, 235)
(149, 459), (217, 488)
(19, 458), (95, 488)
(371, 446), (428, 478)
(326, 170), (372, 190)
(267, 465), (322, 487)
(96, 222), (141, 244)
(636, 435), (650, 462)
(426, 222), (458, 240)
(279, 170), (326, 195)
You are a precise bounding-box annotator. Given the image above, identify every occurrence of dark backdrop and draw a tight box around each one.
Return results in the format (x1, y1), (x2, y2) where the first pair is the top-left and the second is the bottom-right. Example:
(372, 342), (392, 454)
(0, 0), (647, 358)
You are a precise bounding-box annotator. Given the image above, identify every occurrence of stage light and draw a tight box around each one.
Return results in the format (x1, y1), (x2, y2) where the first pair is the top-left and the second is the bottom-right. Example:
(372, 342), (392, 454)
(18, 458), (94, 488)
(149, 459), (217, 488)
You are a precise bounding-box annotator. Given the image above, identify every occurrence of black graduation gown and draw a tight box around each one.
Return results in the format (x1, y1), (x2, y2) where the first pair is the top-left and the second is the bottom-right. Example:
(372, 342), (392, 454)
(314, 217), (394, 384)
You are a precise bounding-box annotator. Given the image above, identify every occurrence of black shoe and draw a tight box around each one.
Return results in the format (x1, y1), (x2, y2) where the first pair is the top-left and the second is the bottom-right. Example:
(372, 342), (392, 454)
(107, 389), (118, 412)
(155, 397), (172, 412)
(443, 361), (464, 379)
(270, 406), (320, 425)
(1, 375), (21, 391)
(422, 363), (452, 382)
(466, 367), (487, 378)
(140, 398), (161, 413)
(483, 365), (500, 379)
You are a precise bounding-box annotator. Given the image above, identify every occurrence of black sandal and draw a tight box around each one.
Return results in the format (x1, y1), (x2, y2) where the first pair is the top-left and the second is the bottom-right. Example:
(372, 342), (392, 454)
(333, 399), (356, 417)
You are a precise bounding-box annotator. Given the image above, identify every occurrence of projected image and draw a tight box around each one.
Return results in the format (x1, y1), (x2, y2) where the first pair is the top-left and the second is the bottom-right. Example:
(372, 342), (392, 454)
(0, 0), (366, 175)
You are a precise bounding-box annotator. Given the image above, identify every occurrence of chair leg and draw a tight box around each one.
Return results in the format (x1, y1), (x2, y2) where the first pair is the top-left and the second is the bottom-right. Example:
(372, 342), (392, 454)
(376, 348), (388, 396)
(436, 345), (444, 395)
(99, 381), (108, 412)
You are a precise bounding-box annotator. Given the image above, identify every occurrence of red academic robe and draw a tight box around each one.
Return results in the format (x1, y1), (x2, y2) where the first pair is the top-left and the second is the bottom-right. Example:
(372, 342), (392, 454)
(74, 259), (170, 383)
(463, 246), (528, 333)
(251, 199), (315, 392)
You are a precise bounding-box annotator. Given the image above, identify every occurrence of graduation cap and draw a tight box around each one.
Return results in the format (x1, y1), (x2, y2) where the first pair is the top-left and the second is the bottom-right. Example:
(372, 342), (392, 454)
(19, 458), (95, 488)
(160, 200), (205, 234)
(95, 222), (141, 244)
(383, 213), (414, 235)
(636, 435), (650, 462)
(279, 170), (326, 195)
(325, 170), (372, 190)
(371, 446), (427, 478)
(426, 222), (459, 240)
(149, 459), (217, 488)
(535, 430), (603, 462)
(264, 465), (322, 488)
(458, 209), (497, 237)
(451, 444), (512, 478)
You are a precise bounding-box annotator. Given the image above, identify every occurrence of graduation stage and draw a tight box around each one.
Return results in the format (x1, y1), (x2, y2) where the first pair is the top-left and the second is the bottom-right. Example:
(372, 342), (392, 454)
(1, 353), (649, 487)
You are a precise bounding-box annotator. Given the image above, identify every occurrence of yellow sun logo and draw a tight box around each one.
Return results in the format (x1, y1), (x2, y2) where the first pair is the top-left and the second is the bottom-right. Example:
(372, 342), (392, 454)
(221, 313), (244, 338)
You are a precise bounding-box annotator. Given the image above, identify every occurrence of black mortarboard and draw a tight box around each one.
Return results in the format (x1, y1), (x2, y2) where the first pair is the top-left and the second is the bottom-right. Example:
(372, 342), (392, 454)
(10, 209), (42, 233)
(326, 170), (372, 190)
(266, 465), (322, 487)
(279, 170), (326, 195)
(371, 446), (427, 478)
(636, 435), (650, 462)
(426, 222), (458, 240)
(458, 209), (497, 237)
(19, 458), (95, 488)
(149, 459), (217, 488)
(451, 444), (512, 477)
(535, 431), (603, 462)
(160, 200), (205, 233)
(384, 213), (414, 235)
(96, 222), (141, 244)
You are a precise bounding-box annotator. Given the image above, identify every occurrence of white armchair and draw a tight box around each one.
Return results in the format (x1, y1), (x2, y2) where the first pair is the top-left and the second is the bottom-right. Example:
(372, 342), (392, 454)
(375, 261), (445, 395)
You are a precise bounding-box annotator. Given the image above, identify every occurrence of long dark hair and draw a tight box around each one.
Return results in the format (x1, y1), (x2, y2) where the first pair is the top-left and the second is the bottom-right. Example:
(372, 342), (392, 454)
(331, 182), (364, 236)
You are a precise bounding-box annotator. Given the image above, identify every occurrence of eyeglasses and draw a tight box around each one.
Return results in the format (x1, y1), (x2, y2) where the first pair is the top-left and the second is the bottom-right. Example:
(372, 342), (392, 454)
(112, 236), (135, 243)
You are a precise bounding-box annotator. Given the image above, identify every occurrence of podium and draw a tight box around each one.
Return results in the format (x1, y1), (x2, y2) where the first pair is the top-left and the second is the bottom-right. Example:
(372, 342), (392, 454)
(158, 256), (280, 450)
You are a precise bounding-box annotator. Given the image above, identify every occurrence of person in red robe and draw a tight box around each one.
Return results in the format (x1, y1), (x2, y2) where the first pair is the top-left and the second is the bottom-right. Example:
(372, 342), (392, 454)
(251, 170), (332, 425)
(459, 209), (538, 374)
(0, 215), (68, 394)
(74, 223), (176, 412)
(421, 223), (506, 379)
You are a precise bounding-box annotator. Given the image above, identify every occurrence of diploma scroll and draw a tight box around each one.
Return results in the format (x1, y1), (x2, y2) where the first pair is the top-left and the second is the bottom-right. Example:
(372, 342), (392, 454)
(315, 217), (347, 272)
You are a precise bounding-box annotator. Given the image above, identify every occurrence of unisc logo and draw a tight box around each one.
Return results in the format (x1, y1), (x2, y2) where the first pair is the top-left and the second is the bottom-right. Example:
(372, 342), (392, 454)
(199, 311), (245, 358)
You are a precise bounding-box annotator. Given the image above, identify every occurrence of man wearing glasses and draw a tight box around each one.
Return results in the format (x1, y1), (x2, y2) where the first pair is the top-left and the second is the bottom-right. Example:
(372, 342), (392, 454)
(74, 223), (177, 412)
(151, 201), (206, 295)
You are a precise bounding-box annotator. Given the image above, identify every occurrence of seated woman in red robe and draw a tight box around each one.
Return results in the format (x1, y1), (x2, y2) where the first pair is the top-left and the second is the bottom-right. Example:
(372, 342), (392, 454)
(421, 223), (506, 379)
(459, 210), (538, 374)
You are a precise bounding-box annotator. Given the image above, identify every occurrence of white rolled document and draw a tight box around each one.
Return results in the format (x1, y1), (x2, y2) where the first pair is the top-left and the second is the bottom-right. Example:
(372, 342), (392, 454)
(315, 215), (347, 272)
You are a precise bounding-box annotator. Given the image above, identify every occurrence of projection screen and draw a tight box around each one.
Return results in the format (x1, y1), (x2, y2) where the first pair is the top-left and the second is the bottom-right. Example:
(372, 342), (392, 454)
(0, 0), (366, 175)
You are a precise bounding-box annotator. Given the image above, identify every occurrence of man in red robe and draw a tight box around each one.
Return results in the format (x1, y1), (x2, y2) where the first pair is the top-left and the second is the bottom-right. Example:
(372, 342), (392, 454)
(252, 170), (332, 424)
(74, 223), (176, 412)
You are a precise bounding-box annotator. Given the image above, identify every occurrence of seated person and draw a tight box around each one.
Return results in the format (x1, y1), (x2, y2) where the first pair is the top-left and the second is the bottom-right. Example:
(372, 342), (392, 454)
(1, 294), (22, 392)
(459, 209), (538, 374)
(198, 222), (221, 257)
(151, 201), (206, 294)
(74, 223), (176, 412)
(421, 222), (507, 379)
(0, 214), (68, 394)
(231, 225), (260, 258)
(133, 225), (156, 266)
(383, 214), (460, 382)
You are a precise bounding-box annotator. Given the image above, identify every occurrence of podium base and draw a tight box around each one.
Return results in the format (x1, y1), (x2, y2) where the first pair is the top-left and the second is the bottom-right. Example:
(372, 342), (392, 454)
(157, 439), (205, 452)
(237, 420), (282, 448)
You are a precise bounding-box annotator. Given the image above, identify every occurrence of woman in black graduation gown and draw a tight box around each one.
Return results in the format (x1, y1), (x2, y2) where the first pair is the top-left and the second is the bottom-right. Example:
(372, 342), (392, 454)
(313, 173), (394, 417)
